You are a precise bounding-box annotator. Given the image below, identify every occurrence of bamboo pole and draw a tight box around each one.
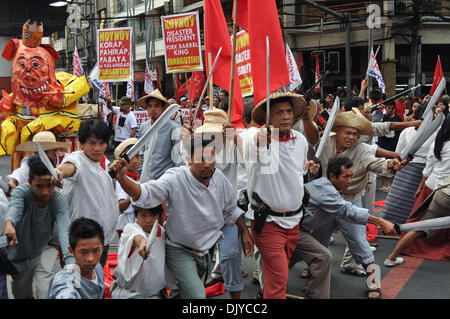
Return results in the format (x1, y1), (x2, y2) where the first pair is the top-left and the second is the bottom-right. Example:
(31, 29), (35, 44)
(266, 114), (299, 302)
(185, 73), (190, 103)
(227, 0), (239, 123)
(208, 52), (214, 110)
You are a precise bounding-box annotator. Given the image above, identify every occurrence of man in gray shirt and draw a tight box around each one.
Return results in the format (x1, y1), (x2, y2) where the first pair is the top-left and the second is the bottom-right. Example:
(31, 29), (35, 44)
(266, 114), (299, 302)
(2, 155), (73, 299)
(137, 89), (181, 182)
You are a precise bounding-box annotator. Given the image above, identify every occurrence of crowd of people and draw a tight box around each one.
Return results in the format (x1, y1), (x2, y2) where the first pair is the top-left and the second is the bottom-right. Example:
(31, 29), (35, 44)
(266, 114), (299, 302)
(0, 78), (449, 300)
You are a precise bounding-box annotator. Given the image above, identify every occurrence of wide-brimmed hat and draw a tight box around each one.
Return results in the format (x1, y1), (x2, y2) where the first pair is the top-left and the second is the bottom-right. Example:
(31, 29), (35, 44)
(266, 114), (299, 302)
(252, 92), (309, 125)
(332, 108), (374, 136)
(137, 89), (169, 108)
(194, 109), (228, 134)
(15, 131), (72, 152)
(114, 138), (138, 159)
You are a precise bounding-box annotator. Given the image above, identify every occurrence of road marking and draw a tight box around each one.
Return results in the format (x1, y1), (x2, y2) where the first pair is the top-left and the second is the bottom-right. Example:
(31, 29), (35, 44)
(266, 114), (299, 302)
(380, 256), (424, 299)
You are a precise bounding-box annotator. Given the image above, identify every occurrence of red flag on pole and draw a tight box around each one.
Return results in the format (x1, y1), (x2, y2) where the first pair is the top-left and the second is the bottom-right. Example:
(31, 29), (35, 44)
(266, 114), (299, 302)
(73, 43), (83, 77)
(205, 0), (244, 128)
(234, 0), (289, 106)
(429, 56), (444, 96)
(314, 54), (320, 94)
(188, 71), (206, 103)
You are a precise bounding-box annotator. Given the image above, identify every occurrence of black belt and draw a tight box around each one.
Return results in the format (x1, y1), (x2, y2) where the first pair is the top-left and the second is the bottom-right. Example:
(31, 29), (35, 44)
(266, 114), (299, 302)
(250, 204), (302, 217)
(251, 192), (302, 218)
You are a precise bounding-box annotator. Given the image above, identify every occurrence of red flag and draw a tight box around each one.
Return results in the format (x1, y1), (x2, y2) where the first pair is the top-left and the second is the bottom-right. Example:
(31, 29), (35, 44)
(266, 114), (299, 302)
(232, 0), (248, 31)
(177, 82), (188, 102)
(314, 54), (320, 94)
(297, 51), (304, 70)
(430, 56), (444, 96)
(175, 74), (181, 101)
(188, 71), (206, 102)
(73, 43), (83, 77)
(205, 0), (245, 128)
(234, 0), (289, 106)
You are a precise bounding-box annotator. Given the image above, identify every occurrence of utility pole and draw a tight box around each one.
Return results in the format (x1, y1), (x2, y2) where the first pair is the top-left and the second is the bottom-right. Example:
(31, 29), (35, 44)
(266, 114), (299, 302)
(409, 0), (421, 94)
(368, 1), (373, 95)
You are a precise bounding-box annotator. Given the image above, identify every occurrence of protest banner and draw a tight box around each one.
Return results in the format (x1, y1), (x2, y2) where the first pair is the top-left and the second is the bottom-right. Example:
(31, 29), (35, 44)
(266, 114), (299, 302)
(161, 11), (203, 73)
(97, 27), (132, 82)
(133, 110), (151, 130)
(235, 30), (253, 97)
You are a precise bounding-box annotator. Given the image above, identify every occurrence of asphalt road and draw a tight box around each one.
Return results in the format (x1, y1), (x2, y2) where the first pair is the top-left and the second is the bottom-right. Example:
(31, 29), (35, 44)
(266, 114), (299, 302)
(1, 155), (449, 299)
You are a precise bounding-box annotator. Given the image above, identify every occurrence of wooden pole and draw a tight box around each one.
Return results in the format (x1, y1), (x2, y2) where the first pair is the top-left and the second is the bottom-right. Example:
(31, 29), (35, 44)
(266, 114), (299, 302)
(208, 52), (214, 110)
(185, 73), (190, 103)
(115, 83), (119, 103)
(227, 0), (239, 123)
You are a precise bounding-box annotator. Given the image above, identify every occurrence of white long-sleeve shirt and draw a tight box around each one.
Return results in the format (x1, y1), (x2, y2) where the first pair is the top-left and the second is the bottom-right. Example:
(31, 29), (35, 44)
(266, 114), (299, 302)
(241, 127), (308, 229)
(61, 151), (119, 245)
(395, 127), (437, 164)
(423, 141), (450, 190)
(113, 223), (166, 298)
(134, 166), (243, 255)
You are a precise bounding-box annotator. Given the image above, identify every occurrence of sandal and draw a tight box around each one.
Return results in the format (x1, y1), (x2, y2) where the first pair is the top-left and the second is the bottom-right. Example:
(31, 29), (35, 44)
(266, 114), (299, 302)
(368, 287), (382, 299)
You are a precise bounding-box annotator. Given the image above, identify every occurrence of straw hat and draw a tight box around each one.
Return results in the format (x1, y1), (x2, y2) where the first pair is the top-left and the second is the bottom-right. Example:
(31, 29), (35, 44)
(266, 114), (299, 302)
(332, 108), (374, 136)
(194, 109), (228, 134)
(137, 89), (169, 108)
(114, 138), (138, 159)
(252, 92), (310, 125)
(15, 131), (72, 152)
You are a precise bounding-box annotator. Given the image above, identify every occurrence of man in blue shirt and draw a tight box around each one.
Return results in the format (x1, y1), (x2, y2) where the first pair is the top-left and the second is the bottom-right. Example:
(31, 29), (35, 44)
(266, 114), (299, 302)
(2, 155), (73, 299)
(290, 156), (397, 299)
(48, 217), (105, 299)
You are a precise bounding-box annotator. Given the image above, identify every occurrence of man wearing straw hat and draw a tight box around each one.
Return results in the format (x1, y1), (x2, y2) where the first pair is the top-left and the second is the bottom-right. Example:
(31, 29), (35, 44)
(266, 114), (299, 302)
(240, 91), (320, 299)
(109, 135), (254, 299)
(7, 131), (71, 194)
(313, 109), (408, 299)
(193, 107), (248, 299)
(137, 89), (181, 183)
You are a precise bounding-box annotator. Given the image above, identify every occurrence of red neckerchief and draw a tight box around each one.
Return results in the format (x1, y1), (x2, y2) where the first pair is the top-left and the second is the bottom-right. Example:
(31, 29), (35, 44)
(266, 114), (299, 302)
(126, 170), (140, 181)
(277, 131), (297, 142)
(100, 155), (106, 170)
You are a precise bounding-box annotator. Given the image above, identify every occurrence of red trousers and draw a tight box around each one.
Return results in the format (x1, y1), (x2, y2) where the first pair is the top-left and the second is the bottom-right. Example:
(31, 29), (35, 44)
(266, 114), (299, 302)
(252, 221), (300, 299)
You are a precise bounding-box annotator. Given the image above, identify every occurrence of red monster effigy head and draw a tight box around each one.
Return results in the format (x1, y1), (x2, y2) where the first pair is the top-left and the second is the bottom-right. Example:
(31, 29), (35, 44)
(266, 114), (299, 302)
(1, 20), (64, 110)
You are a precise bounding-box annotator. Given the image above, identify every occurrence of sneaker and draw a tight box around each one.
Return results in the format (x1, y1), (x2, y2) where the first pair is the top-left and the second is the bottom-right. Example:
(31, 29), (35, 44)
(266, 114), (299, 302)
(340, 264), (366, 276)
(370, 246), (377, 252)
(384, 257), (404, 267)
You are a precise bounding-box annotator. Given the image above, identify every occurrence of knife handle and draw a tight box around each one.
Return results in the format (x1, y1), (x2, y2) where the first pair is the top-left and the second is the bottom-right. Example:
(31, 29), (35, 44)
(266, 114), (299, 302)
(107, 153), (130, 179)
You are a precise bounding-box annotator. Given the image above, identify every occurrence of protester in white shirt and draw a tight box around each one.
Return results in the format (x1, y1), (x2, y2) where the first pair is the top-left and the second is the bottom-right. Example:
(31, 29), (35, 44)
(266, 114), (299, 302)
(113, 138), (141, 236)
(109, 136), (254, 299)
(240, 92), (319, 299)
(111, 203), (166, 299)
(108, 96), (138, 149)
(56, 119), (119, 267)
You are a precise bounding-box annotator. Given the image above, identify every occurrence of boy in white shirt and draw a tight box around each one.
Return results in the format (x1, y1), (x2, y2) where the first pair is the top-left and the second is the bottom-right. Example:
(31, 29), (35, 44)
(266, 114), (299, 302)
(111, 203), (166, 299)
(113, 138), (141, 237)
(56, 119), (120, 267)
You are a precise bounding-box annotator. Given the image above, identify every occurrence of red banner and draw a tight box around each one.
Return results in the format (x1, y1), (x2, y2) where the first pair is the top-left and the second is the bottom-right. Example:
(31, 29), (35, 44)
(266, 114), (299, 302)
(97, 27), (132, 82)
(161, 12), (203, 73)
